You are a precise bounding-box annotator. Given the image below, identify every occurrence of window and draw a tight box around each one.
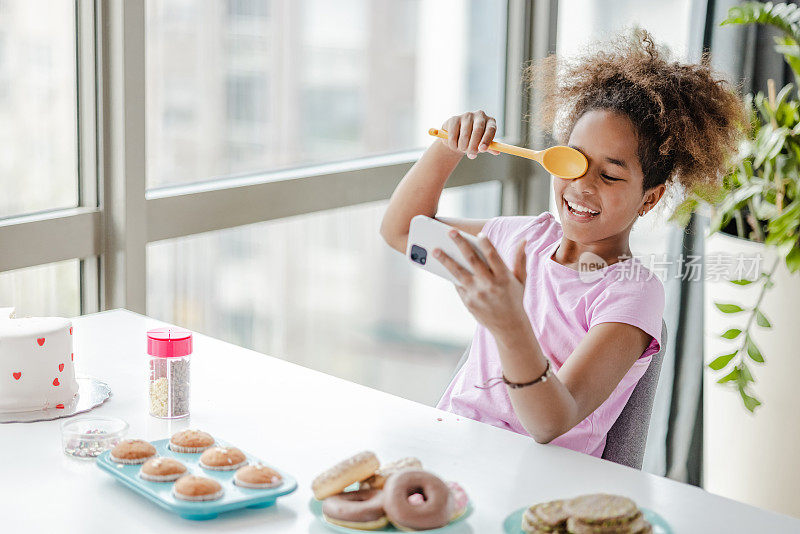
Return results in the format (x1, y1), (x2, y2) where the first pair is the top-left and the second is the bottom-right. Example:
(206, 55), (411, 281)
(226, 73), (269, 124)
(556, 0), (694, 59)
(147, 182), (501, 405)
(227, 0), (270, 19)
(146, 0), (508, 188)
(0, 260), (80, 318)
(1, 0), (520, 350)
(0, 0), (79, 219)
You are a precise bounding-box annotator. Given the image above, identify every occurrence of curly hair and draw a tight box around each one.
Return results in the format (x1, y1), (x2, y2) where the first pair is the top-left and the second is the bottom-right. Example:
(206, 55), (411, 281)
(523, 27), (746, 203)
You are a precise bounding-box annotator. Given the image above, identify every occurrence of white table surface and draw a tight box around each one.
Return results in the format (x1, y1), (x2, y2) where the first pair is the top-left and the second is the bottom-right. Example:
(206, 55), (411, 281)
(1, 309), (798, 533)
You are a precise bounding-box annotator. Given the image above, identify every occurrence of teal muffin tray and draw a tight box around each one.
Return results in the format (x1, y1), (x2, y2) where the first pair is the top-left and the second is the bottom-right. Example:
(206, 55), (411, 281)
(97, 438), (297, 520)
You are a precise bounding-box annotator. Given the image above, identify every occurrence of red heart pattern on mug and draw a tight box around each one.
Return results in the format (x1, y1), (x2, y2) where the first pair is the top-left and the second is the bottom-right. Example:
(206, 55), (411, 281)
(37, 338), (45, 346)
(56, 404), (65, 409)
(71, 353), (74, 361)
(12, 372), (21, 380)
(69, 327), (73, 335)
(58, 363), (64, 372)
(52, 378), (60, 386)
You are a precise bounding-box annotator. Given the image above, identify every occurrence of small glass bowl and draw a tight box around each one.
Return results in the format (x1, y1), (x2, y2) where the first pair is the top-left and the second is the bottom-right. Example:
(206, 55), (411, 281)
(61, 416), (129, 460)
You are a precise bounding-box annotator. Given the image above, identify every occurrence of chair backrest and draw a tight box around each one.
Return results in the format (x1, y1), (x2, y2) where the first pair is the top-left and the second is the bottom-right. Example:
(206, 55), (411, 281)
(446, 319), (668, 470)
(601, 319), (668, 469)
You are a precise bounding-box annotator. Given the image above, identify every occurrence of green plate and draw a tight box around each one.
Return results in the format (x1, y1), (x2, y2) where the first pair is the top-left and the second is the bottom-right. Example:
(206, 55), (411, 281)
(502, 506), (673, 533)
(309, 497), (473, 532)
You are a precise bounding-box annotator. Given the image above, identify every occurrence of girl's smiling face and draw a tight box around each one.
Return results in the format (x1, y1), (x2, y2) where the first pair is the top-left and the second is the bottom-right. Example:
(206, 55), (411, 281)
(554, 108), (662, 246)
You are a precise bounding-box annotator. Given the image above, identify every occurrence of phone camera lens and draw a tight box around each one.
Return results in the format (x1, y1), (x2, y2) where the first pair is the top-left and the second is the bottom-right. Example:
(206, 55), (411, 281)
(410, 245), (427, 266)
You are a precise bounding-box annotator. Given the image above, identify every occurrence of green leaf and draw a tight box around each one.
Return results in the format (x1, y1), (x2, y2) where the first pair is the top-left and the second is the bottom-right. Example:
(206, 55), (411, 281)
(722, 2), (800, 45)
(774, 81), (797, 111)
(709, 183), (762, 234)
(767, 198), (800, 235)
(668, 198), (697, 227)
(756, 310), (772, 328)
(721, 328), (742, 339)
(787, 244), (800, 273)
(709, 351), (738, 370)
(714, 303), (745, 313)
(730, 279), (754, 285)
(754, 126), (789, 168)
(717, 368), (740, 383)
(740, 363), (755, 383)
(746, 336), (765, 362)
(739, 386), (762, 412)
(775, 39), (800, 84)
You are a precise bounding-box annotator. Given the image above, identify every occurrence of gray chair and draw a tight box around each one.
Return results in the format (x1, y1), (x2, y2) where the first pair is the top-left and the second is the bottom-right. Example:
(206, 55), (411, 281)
(446, 319), (667, 470)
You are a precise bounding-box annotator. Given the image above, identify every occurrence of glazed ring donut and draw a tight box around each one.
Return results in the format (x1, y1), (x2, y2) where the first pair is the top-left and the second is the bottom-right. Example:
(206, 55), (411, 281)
(361, 457), (423, 490)
(312, 451), (380, 500)
(383, 470), (452, 531)
(322, 489), (388, 530)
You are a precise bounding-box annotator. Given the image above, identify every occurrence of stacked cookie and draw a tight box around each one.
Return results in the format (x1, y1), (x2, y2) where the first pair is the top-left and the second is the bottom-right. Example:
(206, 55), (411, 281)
(522, 494), (651, 534)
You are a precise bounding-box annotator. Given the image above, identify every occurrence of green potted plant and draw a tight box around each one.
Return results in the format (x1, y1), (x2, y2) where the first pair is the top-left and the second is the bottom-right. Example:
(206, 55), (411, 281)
(670, 1), (800, 517)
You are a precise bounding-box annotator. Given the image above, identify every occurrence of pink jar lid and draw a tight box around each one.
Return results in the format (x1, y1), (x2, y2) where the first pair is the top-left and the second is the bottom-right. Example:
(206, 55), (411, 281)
(147, 327), (193, 358)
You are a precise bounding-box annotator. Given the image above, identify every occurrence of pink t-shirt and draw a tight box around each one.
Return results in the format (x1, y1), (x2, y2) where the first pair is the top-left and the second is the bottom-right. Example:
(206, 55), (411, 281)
(436, 212), (665, 458)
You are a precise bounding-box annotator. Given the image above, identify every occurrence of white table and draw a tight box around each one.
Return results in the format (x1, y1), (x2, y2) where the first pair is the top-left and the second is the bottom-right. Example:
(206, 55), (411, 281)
(1, 310), (798, 533)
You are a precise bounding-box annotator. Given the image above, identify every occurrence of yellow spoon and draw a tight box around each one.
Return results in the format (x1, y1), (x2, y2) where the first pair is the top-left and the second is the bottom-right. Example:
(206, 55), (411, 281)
(428, 128), (588, 179)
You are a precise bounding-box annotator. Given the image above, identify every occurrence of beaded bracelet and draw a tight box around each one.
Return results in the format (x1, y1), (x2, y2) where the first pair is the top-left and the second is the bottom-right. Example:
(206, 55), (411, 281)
(475, 359), (551, 390)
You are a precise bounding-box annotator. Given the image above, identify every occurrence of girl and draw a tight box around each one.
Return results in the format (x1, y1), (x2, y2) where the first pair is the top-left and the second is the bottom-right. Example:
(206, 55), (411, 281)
(380, 29), (744, 458)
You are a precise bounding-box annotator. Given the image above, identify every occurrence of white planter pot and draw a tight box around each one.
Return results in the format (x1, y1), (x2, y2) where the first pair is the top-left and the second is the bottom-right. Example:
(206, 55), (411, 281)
(703, 231), (800, 518)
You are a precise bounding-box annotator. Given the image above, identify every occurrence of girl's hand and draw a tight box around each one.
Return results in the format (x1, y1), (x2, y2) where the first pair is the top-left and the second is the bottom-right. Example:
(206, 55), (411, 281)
(440, 110), (501, 159)
(433, 230), (528, 337)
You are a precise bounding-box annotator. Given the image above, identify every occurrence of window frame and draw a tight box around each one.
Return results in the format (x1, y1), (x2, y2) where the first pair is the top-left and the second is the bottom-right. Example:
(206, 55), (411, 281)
(0, 0), (101, 313)
(0, 0), (556, 315)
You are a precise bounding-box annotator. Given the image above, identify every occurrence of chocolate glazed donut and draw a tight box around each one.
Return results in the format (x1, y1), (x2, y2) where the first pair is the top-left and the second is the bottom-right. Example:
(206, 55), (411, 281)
(383, 470), (452, 530)
(322, 488), (386, 524)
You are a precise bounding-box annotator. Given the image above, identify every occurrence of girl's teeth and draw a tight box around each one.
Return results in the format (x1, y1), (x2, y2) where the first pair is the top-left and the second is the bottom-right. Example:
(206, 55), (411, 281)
(567, 200), (598, 215)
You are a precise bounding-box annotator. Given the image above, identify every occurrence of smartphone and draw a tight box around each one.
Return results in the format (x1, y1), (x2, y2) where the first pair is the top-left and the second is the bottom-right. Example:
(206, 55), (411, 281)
(406, 215), (487, 284)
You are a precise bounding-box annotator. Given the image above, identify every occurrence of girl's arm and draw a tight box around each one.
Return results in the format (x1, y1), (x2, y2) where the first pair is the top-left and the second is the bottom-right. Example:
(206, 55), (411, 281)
(496, 318), (651, 444)
(434, 232), (652, 444)
(380, 111), (500, 253)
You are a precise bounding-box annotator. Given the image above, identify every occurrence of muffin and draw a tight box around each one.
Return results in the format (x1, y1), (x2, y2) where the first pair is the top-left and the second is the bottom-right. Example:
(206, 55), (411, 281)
(199, 446), (247, 471)
(172, 475), (224, 502)
(169, 429), (215, 453)
(139, 457), (187, 482)
(109, 439), (157, 465)
(233, 464), (283, 489)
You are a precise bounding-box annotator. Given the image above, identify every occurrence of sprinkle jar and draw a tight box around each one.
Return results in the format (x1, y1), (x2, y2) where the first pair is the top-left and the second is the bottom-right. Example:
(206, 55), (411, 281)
(147, 327), (192, 419)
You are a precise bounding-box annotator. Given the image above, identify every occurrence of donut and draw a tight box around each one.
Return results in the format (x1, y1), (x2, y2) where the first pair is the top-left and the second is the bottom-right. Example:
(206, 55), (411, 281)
(322, 488), (388, 530)
(383, 469), (452, 531)
(446, 481), (469, 520)
(312, 451), (380, 500)
(361, 457), (423, 490)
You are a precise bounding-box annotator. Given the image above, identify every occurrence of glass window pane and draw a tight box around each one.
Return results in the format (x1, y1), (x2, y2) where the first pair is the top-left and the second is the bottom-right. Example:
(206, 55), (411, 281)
(146, 0), (508, 188)
(0, 1), (79, 219)
(556, 0), (694, 59)
(147, 181), (501, 404)
(0, 260), (81, 318)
